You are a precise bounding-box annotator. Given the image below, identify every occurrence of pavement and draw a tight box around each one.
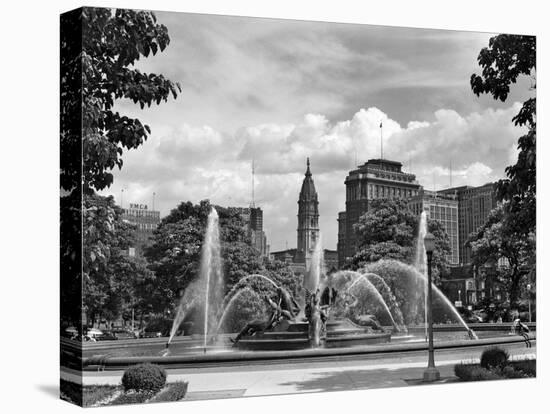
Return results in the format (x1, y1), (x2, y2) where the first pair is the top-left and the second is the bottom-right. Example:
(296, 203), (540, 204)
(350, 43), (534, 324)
(61, 341), (536, 400)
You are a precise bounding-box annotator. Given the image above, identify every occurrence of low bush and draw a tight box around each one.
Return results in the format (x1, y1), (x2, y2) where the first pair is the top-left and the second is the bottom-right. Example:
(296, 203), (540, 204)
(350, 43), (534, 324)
(496, 366), (527, 379)
(121, 363), (167, 393)
(82, 385), (119, 407)
(150, 382), (189, 402)
(511, 359), (536, 377)
(110, 391), (152, 406)
(480, 346), (509, 370)
(60, 379), (83, 406)
(454, 364), (502, 381)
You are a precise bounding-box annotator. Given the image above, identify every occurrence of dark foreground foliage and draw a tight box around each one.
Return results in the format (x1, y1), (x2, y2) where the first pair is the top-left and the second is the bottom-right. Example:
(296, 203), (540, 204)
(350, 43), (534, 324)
(121, 363), (167, 393)
(455, 358), (535, 382)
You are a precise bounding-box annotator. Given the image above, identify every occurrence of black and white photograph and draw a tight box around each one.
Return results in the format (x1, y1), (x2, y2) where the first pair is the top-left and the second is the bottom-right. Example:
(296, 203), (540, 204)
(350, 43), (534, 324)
(3, 1), (546, 412)
(56, 5), (539, 407)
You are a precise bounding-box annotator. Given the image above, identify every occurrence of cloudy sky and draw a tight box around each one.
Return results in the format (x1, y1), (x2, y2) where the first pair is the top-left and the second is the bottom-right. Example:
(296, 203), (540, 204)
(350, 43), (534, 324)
(102, 11), (532, 251)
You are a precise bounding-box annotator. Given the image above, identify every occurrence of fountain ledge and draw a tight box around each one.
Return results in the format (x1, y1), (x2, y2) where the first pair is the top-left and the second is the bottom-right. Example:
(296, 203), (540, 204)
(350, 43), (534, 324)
(81, 333), (535, 371)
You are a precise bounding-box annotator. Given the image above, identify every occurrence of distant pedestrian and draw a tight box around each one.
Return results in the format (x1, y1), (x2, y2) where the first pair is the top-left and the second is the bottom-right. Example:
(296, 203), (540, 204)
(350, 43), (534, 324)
(512, 318), (531, 348)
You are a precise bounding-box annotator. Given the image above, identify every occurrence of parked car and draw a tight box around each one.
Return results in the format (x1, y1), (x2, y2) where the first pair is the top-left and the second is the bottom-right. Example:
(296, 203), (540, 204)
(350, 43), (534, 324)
(101, 327), (137, 340)
(63, 326), (78, 339)
(139, 329), (163, 339)
(466, 314), (483, 323)
(84, 328), (103, 341)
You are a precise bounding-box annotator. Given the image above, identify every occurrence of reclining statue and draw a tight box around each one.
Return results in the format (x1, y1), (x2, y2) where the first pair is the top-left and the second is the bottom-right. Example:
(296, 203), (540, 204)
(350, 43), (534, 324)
(276, 286), (300, 320)
(231, 290), (298, 345)
(230, 296), (279, 344)
(353, 314), (384, 331)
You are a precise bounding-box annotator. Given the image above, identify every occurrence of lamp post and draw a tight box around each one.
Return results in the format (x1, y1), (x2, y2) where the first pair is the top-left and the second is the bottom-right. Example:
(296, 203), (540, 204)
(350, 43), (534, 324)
(423, 232), (440, 382)
(526, 284), (532, 323)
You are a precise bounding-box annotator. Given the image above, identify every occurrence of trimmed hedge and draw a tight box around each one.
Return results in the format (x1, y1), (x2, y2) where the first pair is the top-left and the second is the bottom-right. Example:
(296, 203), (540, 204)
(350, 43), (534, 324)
(150, 382), (189, 403)
(511, 359), (536, 377)
(110, 391), (152, 406)
(480, 347), (509, 370)
(122, 363), (167, 393)
(454, 364), (501, 381)
(454, 358), (536, 381)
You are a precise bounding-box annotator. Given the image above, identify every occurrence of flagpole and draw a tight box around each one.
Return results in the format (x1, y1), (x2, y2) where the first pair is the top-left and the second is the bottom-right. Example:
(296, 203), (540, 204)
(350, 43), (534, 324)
(380, 121), (384, 159)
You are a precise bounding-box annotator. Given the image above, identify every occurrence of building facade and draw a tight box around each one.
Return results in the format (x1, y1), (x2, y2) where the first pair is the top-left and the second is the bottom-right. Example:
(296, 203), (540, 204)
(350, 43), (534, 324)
(439, 183), (497, 265)
(121, 203), (161, 256)
(409, 189), (459, 265)
(337, 159), (421, 267)
(227, 206), (269, 257)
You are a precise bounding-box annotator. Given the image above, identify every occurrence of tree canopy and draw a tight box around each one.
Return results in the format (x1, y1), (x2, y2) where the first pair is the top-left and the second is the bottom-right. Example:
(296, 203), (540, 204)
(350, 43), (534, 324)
(82, 194), (154, 325)
(471, 34), (536, 233)
(349, 198), (451, 282)
(60, 8), (180, 328)
(468, 203), (535, 307)
(61, 8), (181, 193)
(144, 200), (299, 313)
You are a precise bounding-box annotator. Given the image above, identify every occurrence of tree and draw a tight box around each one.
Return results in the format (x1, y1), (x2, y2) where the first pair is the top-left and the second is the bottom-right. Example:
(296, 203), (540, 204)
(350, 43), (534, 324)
(468, 204), (535, 308)
(82, 195), (154, 327)
(61, 8), (181, 193)
(349, 198), (451, 281)
(145, 200), (299, 314)
(351, 198), (417, 265)
(471, 34), (536, 233)
(60, 8), (180, 328)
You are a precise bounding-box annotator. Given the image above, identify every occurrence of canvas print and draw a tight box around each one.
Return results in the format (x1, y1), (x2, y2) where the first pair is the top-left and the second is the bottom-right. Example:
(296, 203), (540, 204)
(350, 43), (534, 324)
(60, 7), (536, 407)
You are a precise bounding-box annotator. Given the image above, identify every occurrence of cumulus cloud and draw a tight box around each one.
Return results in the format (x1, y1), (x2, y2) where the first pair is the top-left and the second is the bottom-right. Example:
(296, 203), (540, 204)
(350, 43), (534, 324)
(103, 104), (524, 251)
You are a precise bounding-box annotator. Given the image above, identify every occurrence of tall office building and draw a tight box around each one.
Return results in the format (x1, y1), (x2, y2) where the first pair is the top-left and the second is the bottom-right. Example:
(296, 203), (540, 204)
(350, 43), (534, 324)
(121, 203), (161, 256)
(409, 189), (459, 265)
(227, 206), (268, 257)
(337, 159), (421, 267)
(439, 183), (497, 265)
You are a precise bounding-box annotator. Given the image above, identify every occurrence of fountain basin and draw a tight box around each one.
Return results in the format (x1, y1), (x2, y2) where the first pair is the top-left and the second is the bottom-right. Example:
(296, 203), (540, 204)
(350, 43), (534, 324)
(74, 333), (535, 371)
(235, 318), (391, 351)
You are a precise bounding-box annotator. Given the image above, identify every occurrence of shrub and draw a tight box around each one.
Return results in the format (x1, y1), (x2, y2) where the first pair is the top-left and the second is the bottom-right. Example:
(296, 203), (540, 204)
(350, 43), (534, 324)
(511, 359), (536, 377)
(497, 365), (527, 379)
(82, 385), (119, 407)
(454, 363), (476, 381)
(454, 364), (501, 381)
(110, 391), (152, 405)
(480, 346), (509, 370)
(122, 363), (167, 393)
(150, 381), (188, 402)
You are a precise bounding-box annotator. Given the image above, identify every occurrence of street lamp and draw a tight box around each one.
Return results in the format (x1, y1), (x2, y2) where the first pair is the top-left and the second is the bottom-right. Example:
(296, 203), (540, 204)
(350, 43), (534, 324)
(423, 232), (440, 382)
(526, 284), (532, 323)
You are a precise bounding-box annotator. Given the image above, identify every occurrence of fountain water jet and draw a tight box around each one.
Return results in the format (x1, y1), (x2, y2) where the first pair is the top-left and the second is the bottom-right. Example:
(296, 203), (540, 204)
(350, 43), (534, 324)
(346, 273), (399, 330)
(366, 259), (477, 339)
(215, 287), (266, 335)
(364, 273), (406, 330)
(222, 274), (279, 310)
(166, 207), (224, 351)
(200, 208), (223, 352)
(306, 235), (325, 293)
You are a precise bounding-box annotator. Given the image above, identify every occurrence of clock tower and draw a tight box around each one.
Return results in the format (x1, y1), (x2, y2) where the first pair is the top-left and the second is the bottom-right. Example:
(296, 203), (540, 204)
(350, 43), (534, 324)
(296, 158), (319, 269)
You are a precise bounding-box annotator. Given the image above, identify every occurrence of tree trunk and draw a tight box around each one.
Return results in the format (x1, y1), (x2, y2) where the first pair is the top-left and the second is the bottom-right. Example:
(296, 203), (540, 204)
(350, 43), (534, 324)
(509, 268), (522, 309)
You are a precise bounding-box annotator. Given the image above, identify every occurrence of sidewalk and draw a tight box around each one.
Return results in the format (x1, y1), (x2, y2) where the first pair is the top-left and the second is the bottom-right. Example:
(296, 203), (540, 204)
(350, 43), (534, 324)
(63, 343), (535, 399)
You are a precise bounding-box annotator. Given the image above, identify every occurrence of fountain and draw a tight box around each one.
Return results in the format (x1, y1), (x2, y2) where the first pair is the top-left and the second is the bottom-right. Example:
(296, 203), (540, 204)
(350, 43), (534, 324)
(165, 204), (476, 354)
(166, 207), (224, 351)
(231, 237), (392, 350)
(72, 203), (525, 375)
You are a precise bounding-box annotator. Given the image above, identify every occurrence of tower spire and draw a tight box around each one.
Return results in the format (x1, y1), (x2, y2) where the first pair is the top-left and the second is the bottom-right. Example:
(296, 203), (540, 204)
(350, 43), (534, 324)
(297, 156), (319, 265)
